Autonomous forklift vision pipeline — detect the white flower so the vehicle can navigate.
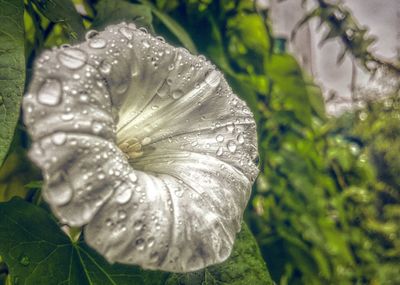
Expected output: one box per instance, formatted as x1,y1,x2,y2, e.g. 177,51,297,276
23,22,259,272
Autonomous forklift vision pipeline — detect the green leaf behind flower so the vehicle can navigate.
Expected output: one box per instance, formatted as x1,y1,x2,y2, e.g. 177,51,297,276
0,0,25,168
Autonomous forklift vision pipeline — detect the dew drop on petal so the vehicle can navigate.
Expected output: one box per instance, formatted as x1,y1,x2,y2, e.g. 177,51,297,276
38,79,62,106
237,134,244,144
115,184,132,204
142,137,152,145
128,172,137,182
89,38,107,49
58,48,87,70
99,61,112,75
139,27,148,34
226,122,235,133
148,237,155,247
216,134,224,142
61,112,75,121
92,121,103,134
115,82,129,95
227,140,237,153
135,238,145,250
119,27,134,40
47,179,73,206
118,210,127,220
85,29,99,40
205,70,221,87
142,40,150,48
172,90,183,99
134,220,143,231
52,132,67,146
156,81,169,98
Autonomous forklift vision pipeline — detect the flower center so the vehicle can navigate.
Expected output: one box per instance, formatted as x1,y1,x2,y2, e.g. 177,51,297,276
118,138,144,160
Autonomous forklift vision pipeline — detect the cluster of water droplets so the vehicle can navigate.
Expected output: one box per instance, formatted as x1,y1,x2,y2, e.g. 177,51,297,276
23,22,259,272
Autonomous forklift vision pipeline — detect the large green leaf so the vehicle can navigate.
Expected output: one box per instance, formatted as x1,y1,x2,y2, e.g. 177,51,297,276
165,223,273,285
0,0,25,167
92,0,153,32
0,198,167,285
31,0,85,41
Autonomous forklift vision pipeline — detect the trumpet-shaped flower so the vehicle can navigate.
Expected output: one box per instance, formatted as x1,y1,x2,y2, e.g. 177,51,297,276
23,22,259,272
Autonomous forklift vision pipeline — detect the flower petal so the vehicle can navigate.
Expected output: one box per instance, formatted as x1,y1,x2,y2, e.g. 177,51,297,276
23,22,259,272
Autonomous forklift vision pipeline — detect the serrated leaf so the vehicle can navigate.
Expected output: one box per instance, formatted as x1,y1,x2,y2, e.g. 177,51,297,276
31,0,85,42
92,0,153,32
0,198,167,285
165,223,273,285
139,0,197,54
0,0,25,167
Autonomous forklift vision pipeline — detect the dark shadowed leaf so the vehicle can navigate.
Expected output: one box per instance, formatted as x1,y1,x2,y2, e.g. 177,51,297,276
0,0,25,167
139,0,197,54
0,198,167,285
31,0,85,41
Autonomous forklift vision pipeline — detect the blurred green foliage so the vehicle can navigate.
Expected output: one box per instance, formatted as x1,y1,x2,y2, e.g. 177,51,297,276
0,0,399,284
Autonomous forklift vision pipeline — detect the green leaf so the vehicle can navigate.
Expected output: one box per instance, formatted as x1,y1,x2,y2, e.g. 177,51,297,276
139,0,197,54
0,198,167,285
0,0,25,167
165,223,273,285
31,0,85,42
92,0,153,32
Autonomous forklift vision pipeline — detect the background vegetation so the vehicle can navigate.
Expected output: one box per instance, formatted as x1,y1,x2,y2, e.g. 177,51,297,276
0,0,398,284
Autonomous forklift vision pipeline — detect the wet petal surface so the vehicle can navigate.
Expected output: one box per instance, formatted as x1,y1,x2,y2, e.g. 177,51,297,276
23,22,259,272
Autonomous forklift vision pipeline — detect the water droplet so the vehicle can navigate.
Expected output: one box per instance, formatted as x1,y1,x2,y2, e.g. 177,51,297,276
118,210,127,220
115,185,132,204
80,93,89,102
135,238,145,250
227,140,237,153
58,48,87,70
156,81,170,98
47,176,73,206
115,82,129,94
61,112,75,121
142,40,150,48
174,186,184,198
99,61,112,75
226,122,235,133
216,147,223,156
237,134,244,144
142,137,152,145
139,27,148,34
106,218,113,227
38,79,62,106
134,220,143,231
89,38,107,49
52,132,67,146
85,29,99,40
191,140,198,147
172,90,183,99
92,121,103,134
119,27,134,40
204,70,221,87
148,237,155,247
129,172,137,182
216,134,224,142
168,64,175,71
19,255,30,266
